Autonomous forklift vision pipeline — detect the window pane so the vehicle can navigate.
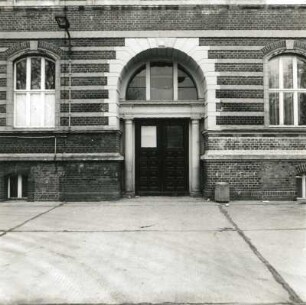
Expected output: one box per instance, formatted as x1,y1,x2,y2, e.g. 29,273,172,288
284,93,294,125
178,66,197,100
126,65,146,100
150,62,173,100
30,93,43,126
22,175,28,198
283,57,293,89
15,93,27,127
16,59,27,90
45,93,55,127
298,58,306,89
9,175,18,198
31,58,41,90
269,92,279,125
298,93,306,125
141,126,157,148
45,59,55,90
268,57,279,89
296,176,303,198
166,125,183,148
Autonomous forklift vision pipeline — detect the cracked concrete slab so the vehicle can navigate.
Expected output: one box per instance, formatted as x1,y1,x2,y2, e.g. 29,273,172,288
0,203,60,231
223,204,306,230
17,204,232,232
246,230,306,302
0,231,290,304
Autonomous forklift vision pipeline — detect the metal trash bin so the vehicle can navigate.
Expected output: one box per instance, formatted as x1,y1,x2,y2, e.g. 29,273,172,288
215,182,230,203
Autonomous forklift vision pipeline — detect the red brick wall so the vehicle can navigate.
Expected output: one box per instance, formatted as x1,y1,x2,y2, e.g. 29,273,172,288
1,6,306,31
0,161,122,201
202,160,297,200
0,132,120,154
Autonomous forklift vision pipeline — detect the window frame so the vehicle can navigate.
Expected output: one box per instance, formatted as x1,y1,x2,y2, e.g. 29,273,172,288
268,55,306,127
126,61,198,101
7,174,28,199
13,56,56,128
296,174,306,199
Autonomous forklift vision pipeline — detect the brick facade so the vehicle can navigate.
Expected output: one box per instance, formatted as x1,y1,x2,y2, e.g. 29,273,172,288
202,160,297,200
1,2,306,201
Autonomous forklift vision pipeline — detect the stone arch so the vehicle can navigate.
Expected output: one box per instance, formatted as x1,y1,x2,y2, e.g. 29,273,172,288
118,47,206,100
296,164,306,175
262,39,306,59
5,41,63,61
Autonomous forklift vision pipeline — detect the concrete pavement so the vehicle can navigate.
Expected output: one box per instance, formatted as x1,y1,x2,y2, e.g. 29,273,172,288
0,197,305,305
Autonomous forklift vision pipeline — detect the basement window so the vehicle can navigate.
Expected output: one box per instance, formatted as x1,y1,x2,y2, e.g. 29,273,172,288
296,174,306,198
7,174,28,199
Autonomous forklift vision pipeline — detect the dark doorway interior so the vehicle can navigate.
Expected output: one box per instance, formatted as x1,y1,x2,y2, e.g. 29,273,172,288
135,119,189,195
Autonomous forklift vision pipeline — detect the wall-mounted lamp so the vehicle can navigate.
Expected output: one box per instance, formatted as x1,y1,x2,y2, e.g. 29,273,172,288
55,16,70,29
55,15,71,55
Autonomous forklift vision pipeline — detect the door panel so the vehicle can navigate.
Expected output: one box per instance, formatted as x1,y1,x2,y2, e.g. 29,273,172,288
135,119,188,195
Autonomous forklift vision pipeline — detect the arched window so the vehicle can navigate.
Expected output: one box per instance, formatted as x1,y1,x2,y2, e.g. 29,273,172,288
126,62,198,101
14,56,55,127
268,55,306,126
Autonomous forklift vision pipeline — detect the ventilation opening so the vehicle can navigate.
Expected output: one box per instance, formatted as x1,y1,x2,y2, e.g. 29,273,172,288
7,174,28,199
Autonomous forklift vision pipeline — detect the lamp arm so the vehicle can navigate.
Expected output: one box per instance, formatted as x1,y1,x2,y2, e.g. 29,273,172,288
65,29,72,55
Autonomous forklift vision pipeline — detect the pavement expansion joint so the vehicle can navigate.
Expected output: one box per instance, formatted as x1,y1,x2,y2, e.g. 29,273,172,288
14,302,306,305
0,202,66,237
218,205,303,304
243,228,306,232
9,228,236,233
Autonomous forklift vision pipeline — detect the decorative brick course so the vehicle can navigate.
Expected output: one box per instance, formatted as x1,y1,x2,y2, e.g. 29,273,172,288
61,64,109,73
61,90,109,100
0,92,6,100
217,76,263,86
63,51,115,60
0,78,6,87
205,135,306,151
209,50,263,59
0,132,120,153
61,77,107,87
215,63,263,72
216,116,264,125
0,65,6,73
45,38,124,47
60,103,108,113
216,103,264,112
60,116,108,126
200,38,288,46
0,105,6,113
216,90,264,99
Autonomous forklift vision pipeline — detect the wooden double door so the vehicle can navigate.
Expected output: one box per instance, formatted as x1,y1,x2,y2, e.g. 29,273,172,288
135,119,189,195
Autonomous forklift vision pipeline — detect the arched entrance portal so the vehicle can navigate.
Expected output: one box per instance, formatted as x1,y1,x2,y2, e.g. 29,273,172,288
119,47,205,196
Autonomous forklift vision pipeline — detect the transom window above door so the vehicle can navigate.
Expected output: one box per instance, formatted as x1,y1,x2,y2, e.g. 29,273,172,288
126,62,198,101
14,56,55,128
